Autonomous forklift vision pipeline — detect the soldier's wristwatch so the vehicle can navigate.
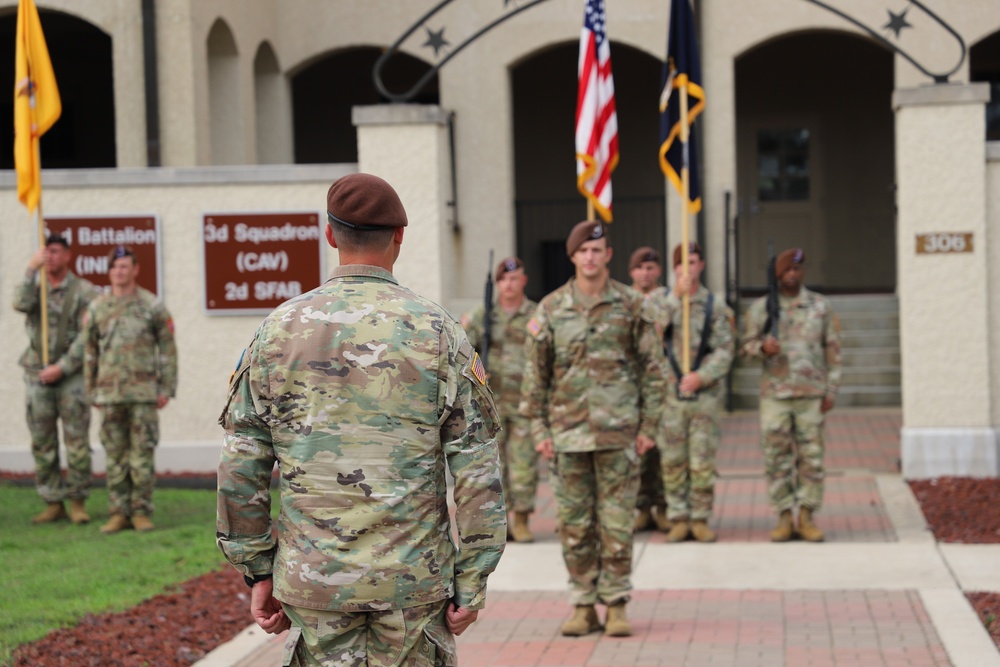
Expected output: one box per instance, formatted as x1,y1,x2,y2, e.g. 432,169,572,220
243,573,273,588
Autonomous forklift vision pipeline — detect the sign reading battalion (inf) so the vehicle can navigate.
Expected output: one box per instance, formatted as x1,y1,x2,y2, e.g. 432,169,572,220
45,216,162,296
203,212,324,315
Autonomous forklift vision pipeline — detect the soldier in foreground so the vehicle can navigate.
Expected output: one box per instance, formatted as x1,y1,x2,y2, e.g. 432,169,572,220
84,246,178,534
462,256,539,542
14,234,100,524
520,221,664,638
657,243,735,543
217,173,506,665
627,246,670,533
741,248,841,542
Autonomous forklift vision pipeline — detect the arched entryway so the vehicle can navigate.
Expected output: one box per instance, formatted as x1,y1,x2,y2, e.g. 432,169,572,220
0,8,115,169
511,42,664,300
735,31,895,293
971,29,1000,141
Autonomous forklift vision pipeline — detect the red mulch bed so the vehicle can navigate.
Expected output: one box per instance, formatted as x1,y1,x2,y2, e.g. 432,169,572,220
4,474,999,663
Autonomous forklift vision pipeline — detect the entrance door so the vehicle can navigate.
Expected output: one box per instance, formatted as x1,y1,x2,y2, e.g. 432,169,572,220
737,115,826,290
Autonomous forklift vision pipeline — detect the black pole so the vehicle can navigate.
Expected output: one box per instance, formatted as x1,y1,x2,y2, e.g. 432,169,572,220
142,0,161,167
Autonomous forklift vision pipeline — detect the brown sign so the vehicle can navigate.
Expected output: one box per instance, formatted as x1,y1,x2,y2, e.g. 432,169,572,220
916,232,974,255
203,212,324,314
45,216,161,296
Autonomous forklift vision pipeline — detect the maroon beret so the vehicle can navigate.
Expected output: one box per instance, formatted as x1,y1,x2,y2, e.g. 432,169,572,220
495,256,524,282
775,248,805,277
326,173,408,230
629,247,660,271
672,242,703,267
566,220,608,257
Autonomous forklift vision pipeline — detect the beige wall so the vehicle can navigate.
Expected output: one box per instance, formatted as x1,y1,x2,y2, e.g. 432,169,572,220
989,144,1000,427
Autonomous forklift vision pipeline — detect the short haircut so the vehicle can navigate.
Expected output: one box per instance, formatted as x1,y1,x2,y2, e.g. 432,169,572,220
329,221,396,253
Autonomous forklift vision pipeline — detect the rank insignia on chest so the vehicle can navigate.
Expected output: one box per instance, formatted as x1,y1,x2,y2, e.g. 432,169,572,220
471,352,487,386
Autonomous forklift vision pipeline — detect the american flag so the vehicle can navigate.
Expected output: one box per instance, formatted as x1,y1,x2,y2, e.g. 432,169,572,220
575,0,618,223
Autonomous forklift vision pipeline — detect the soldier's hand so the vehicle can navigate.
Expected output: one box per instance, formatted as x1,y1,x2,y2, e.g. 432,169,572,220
157,395,170,409
28,247,46,272
821,396,835,413
635,434,655,456
445,603,479,636
534,439,554,461
679,372,702,395
250,578,290,634
38,364,63,384
762,336,781,356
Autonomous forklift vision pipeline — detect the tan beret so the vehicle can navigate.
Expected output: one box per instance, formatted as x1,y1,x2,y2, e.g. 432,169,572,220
629,247,660,271
495,256,524,282
566,220,608,257
672,242,704,267
775,247,805,277
326,173,408,230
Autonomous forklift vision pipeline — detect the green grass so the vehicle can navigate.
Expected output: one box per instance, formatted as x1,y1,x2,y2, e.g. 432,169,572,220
0,482,228,666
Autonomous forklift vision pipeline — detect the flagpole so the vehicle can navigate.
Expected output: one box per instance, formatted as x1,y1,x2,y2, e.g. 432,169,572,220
33,113,50,368
587,199,594,222
679,84,691,375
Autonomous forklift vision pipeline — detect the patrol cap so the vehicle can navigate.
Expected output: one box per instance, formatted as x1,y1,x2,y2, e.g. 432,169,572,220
775,247,805,277
44,233,69,248
108,245,136,263
565,220,608,257
326,173,408,231
672,241,704,267
495,256,524,282
629,246,660,271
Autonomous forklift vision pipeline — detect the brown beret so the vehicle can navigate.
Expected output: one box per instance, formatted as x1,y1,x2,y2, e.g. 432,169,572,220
672,242,703,267
775,247,805,277
566,220,608,257
495,256,524,282
629,247,660,271
326,173,408,230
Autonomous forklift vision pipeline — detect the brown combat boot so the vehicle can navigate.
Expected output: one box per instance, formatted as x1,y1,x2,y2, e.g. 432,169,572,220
770,510,794,542
605,603,632,637
132,514,155,532
32,502,67,524
634,507,653,532
511,511,534,543
691,520,717,543
652,506,672,532
68,499,90,525
665,519,690,543
100,514,132,534
560,605,603,636
797,507,825,542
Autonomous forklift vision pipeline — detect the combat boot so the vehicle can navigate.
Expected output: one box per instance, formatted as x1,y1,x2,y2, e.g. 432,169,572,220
770,510,794,542
690,520,717,543
32,502,67,524
797,507,825,542
68,499,90,525
652,506,672,532
132,514,155,532
100,514,132,534
605,603,632,637
665,519,690,543
512,511,534,543
634,507,653,532
560,605,603,636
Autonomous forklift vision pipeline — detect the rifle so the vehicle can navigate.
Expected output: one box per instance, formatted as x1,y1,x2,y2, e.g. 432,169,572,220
763,243,779,339
481,250,494,370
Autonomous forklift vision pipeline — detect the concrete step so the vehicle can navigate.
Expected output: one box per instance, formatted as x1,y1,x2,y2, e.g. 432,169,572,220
730,366,900,391
728,386,902,410
836,311,899,331
840,329,900,348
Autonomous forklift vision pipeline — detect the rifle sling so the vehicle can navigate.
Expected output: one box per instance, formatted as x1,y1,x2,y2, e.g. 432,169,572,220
663,292,714,390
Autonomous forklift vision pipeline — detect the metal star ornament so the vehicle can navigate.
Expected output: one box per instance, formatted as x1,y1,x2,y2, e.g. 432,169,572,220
423,26,450,57
884,8,913,39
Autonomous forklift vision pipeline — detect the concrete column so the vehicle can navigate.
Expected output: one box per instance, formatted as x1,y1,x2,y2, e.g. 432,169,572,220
893,83,999,477
353,105,454,306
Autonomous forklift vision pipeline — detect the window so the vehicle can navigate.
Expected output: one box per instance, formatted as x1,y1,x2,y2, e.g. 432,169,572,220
757,129,810,201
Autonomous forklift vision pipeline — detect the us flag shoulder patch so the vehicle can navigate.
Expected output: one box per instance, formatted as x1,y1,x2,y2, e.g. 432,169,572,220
470,352,487,386
527,317,541,336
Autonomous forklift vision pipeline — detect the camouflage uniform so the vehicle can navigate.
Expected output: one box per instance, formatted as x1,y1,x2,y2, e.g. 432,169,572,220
84,287,178,517
217,265,506,665
519,278,665,606
741,287,841,512
636,286,669,514
462,298,538,513
655,285,735,521
14,270,100,503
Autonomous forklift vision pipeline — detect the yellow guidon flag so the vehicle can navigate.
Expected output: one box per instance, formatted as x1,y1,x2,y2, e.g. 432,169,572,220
14,0,61,213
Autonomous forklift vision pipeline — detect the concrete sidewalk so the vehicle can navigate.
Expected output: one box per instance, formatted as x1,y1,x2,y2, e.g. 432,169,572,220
196,409,1000,667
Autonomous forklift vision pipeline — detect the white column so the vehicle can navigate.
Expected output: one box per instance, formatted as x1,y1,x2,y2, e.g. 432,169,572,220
893,83,999,477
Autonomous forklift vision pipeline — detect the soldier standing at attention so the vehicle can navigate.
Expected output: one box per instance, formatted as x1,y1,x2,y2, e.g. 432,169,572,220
462,256,539,543
84,246,178,534
520,221,665,638
627,246,670,533
741,248,841,542
658,243,735,543
217,173,506,665
14,234,100,525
